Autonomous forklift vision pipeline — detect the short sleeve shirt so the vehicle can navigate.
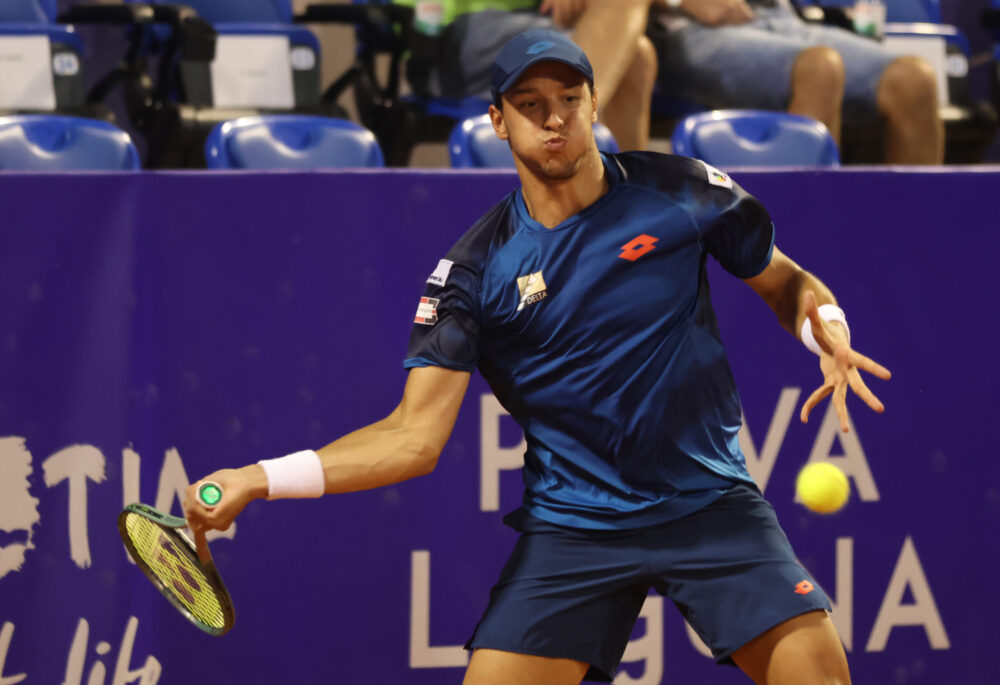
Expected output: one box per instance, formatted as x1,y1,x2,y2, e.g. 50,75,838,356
405,152,774,529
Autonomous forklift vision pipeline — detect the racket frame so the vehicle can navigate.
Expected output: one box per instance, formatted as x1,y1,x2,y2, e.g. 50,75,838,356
118,503,236,636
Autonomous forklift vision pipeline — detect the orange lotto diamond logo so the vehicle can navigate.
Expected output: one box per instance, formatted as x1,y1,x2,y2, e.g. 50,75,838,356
619,234,658,261
794,580,815,595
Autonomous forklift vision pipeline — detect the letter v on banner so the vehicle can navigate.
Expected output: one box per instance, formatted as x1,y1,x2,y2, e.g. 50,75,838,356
738,388,801,494
805,403,880,502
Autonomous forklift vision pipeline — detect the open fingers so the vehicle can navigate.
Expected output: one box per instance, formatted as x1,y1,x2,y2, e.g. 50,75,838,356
832,379,850,432
802,379,853,431
800,381,833,423
848,368,885,413
848,349,891,380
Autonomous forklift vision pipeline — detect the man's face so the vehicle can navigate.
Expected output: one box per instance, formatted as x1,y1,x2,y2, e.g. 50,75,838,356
490,61,598,181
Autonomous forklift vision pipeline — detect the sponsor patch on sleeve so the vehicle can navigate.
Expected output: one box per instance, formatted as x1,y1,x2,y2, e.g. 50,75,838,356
426,259,454,287
700,160,733,189
413,296,439,325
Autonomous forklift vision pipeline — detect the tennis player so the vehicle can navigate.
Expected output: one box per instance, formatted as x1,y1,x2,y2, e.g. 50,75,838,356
185,29,890,684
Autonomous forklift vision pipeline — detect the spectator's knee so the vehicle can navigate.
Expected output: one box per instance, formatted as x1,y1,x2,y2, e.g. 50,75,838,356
878,56,938,119
631,35,658,94
792,46,846,96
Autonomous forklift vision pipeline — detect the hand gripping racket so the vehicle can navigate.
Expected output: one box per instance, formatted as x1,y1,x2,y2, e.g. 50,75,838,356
118,482,235,636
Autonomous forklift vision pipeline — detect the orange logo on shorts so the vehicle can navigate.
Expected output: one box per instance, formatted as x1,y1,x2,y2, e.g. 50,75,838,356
794,580,815,595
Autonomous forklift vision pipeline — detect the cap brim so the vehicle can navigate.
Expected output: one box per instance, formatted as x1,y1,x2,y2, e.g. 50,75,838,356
494,57,594,100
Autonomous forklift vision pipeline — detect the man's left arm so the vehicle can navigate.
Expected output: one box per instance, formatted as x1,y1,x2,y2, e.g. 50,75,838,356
743,246,892,432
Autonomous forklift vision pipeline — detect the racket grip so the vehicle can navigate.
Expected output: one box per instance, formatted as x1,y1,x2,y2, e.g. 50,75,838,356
193,527,213,565
197,481,224,507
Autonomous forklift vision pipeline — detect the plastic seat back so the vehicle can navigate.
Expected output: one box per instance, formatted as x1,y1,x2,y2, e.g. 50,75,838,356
671,110,840,167
0,0,87,112
0,0,55,23
205,115,384,169
134,0,320,110
0,115,140,170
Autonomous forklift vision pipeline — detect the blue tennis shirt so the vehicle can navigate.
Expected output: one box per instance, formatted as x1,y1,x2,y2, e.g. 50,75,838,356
405,152,775,529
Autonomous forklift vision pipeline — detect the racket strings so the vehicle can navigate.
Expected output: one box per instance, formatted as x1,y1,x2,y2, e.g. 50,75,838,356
124,514,227,630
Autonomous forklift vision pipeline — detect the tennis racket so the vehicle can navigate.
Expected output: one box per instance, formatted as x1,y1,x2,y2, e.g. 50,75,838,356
118,482,235,636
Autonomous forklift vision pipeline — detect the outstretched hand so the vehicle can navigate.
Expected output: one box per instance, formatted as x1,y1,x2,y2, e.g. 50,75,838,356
799,291,892,432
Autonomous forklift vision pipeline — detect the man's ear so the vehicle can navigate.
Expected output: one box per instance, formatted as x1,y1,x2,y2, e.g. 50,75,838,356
590,85,599,124
489,104,509,141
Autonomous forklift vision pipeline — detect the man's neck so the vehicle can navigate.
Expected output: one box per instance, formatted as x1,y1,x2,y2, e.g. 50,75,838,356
519,148,608,229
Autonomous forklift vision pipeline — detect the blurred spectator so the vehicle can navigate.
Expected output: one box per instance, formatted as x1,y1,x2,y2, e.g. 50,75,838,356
397,0,657,151
650,0,944,164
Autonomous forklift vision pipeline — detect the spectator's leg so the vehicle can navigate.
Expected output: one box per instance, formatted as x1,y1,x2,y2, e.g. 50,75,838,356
571,0,654,149
788,46,845,144
601,35,657,151
876,56,943,164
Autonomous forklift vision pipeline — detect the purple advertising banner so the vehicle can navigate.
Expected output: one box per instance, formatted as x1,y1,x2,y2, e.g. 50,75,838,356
0,167,997,684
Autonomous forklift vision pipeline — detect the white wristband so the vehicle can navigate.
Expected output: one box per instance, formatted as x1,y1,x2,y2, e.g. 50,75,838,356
257,450,325,500
800,304,850,355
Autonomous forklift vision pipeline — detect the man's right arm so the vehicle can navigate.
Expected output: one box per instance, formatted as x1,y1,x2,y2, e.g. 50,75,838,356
312,365,471,493
183,366,471,532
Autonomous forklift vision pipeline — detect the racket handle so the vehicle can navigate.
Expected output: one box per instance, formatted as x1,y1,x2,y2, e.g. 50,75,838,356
193,527,213,565
197,481,224,507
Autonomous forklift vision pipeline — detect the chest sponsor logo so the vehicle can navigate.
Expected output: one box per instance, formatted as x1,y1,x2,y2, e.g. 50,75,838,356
619,234,659,261
701,160,733,189
516,271,547,311
413,296,439,325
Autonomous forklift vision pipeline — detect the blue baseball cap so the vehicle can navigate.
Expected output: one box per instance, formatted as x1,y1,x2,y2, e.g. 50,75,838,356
490,29,594,103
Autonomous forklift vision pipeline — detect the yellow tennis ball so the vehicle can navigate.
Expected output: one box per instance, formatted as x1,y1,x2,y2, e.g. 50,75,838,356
796,462,849,514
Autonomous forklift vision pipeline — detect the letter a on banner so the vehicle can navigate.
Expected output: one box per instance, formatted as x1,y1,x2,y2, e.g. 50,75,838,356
866,536,950,651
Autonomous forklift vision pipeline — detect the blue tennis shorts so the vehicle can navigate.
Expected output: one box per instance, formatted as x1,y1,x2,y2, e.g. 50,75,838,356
465,484,831,682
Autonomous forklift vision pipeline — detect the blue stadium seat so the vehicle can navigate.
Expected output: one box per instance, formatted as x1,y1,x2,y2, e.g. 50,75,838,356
205,115,384,169
0,0,54,23
0,115,140,170
295,1,497,165
111,0,338,168
147,0,322,69
0,0,86,114
448,114,619,168
671,110,840,167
